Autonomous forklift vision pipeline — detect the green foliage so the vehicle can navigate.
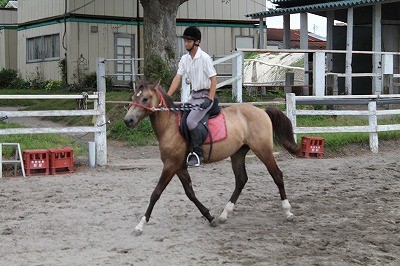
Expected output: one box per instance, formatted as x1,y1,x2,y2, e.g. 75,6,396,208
144,54,173,87
244,52,260,60
0,0,8,8
44,80,64,91
0,68,18,89
82,72,114,90
58,59,67,85
108,118,157,146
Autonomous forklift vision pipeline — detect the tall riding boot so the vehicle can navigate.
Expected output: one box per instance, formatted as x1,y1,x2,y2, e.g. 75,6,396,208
187,126,203,167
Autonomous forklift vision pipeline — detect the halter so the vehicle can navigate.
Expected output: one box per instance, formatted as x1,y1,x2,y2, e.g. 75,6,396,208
128,89,167,112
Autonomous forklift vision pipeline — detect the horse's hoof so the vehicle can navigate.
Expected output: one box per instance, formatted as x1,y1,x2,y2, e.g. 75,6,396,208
286,213,294,222
218,216,227,224
134,228,143,236
210,218,218,227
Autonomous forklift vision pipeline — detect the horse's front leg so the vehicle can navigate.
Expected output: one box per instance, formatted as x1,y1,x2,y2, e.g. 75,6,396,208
134,165,176,235
176,168,217,227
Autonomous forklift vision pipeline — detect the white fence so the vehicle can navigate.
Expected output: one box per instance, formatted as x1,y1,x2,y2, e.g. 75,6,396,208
0,93,108,165
286,93,400,153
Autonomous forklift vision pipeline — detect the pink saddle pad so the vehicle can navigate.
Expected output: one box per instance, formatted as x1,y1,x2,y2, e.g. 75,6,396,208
204,112,227,144
178,112,227,144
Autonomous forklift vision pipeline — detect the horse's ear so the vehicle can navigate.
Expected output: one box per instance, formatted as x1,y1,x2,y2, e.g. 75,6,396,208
135,77,143,88
152,79,162,89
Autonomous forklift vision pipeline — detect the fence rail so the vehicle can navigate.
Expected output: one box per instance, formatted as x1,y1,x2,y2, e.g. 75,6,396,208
0,93,107,165
286,93,400,153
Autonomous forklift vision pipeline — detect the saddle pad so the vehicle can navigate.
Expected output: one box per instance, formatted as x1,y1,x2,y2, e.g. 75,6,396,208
177,112,227,144
204,112,227,144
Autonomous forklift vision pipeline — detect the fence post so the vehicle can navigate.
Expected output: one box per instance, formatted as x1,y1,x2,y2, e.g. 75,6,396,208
96,58,106,93
286,93,297,142
382,54,394,94
96,58,107,165
368,100,378,153
94,92,108,165
313,51,326,96
232,52,243,103
284,72,294,94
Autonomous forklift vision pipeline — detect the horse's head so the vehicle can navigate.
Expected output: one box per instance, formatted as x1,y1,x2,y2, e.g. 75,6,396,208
123,79,166,128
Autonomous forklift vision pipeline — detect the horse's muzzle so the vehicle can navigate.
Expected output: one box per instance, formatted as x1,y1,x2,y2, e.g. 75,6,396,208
123,117,136,128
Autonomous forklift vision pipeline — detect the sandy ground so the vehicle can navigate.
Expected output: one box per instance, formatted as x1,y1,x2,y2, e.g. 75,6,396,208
1,110,399,265
1,137,399,265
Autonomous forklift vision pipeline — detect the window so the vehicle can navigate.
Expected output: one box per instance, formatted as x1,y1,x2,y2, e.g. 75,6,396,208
27,34,60,62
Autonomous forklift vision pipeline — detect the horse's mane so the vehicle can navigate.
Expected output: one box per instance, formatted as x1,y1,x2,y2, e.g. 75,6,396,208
156,86,177,110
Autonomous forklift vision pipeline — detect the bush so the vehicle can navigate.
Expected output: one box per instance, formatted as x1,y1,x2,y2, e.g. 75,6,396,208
0,68,18,89
8,77,30,90
44,80,64,91
83,72,114,89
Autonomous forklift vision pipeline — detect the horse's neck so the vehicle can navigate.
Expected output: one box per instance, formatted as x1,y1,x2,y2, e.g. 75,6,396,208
150,111,179,140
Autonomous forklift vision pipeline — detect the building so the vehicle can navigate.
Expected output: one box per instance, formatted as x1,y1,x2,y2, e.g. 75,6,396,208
10,0,264,86
246,0,400,95
0,7,17,70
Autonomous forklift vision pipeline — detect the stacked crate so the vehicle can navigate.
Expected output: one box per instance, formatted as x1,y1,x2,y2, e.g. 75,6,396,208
24,148,74,175
301,136,325,158
48,148,74,174
23,149,50,176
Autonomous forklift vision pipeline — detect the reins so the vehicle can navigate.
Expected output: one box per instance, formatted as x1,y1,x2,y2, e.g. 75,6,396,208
128,89,205,112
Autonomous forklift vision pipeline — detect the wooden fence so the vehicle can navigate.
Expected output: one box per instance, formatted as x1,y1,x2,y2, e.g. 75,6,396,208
0,93,107,165
286,93,400,153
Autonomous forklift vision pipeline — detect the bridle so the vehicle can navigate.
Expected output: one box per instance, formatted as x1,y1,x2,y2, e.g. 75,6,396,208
128,88,167,112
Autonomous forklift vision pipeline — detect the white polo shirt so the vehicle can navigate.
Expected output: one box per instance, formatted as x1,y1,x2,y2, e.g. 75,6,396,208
177,47,217,92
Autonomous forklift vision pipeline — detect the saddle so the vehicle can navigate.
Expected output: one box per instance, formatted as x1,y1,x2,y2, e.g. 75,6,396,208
178,98,227,144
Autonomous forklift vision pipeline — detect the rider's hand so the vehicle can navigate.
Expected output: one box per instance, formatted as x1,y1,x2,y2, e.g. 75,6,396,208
199,98,212,110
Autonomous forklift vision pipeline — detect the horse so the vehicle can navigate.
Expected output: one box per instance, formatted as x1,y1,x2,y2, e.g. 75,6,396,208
123,79,301,235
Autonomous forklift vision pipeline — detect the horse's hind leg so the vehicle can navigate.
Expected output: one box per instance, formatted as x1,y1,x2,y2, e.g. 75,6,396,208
254,149,294,221
219,145,250,223
176,168,217,226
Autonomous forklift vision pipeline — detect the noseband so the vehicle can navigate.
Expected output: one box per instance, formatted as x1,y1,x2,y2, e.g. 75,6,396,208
128,89,167,112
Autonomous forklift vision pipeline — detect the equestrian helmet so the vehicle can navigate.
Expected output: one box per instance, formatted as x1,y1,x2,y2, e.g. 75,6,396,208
181,26,201,41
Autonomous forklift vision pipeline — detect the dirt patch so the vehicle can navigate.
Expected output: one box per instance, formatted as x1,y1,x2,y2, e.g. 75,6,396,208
1,138,399,265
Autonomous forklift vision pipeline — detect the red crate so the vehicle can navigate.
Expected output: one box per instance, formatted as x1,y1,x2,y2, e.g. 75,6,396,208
301,136,325,158
48,148,74,175
23,149,50,176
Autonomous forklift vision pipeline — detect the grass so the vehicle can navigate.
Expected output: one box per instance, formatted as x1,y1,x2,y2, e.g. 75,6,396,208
0,122,83,157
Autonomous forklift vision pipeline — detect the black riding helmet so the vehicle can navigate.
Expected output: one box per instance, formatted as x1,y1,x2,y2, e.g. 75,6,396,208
181,26,201,41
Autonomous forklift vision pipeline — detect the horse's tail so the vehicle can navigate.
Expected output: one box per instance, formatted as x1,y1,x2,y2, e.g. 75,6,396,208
265,107,301,156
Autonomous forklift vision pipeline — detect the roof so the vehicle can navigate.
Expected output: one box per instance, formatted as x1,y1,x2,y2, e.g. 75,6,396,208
5,1,18,9
267,28,326,49
247,0,392,18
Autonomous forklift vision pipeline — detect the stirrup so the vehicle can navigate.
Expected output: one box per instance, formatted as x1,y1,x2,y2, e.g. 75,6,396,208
186,152,201,167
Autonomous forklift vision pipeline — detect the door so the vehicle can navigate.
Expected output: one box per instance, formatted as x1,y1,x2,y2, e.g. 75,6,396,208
114,34,134,86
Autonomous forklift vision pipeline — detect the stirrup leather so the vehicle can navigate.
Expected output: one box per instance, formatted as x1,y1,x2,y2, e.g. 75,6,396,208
186,152,201,167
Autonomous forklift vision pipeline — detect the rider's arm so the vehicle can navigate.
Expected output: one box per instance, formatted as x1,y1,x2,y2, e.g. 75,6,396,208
208,76,217,99
168,74,182,96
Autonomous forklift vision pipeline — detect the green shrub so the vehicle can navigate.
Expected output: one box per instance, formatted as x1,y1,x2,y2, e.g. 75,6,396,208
6,77,30,90
44,80,64,91
83,72,114,89
0,68,18,89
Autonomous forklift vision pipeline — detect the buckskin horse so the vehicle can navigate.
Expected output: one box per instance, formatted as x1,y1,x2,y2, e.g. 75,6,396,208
123,79,300,235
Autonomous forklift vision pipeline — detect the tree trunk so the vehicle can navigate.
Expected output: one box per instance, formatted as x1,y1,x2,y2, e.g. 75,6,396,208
140,0,188,82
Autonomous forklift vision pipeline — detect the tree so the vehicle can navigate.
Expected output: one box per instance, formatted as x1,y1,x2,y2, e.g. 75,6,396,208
140,0,188,85
0,0,9,8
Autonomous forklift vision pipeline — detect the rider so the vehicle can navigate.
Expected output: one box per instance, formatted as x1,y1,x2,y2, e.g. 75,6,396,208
168,26,217,167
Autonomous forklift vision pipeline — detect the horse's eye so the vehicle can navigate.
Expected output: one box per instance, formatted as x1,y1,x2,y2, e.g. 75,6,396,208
142,98,149,103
